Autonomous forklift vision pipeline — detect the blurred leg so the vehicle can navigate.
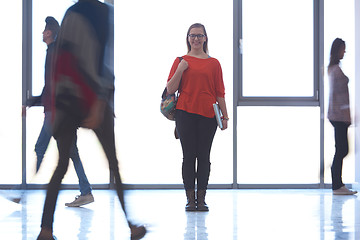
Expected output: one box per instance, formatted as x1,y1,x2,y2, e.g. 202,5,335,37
40,126,76,229
93,105,128,221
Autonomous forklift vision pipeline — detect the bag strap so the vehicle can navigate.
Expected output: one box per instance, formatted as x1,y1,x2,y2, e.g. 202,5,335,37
177,56,183,96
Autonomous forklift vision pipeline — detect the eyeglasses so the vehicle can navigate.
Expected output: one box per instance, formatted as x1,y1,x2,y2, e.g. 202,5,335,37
188,34,206,39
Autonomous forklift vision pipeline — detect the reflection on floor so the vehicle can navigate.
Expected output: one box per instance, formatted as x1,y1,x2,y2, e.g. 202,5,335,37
0,189,359,239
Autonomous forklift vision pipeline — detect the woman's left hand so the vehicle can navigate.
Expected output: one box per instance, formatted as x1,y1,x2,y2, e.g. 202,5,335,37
221,119,228,130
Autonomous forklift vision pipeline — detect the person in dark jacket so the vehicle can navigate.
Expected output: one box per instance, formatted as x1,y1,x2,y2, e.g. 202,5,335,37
27,16,94,208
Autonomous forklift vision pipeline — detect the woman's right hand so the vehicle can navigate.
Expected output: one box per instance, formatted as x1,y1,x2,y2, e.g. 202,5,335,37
178,59,188,72
167,58,189,94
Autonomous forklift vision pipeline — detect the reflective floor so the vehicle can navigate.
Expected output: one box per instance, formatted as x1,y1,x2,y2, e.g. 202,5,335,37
0,189,359,239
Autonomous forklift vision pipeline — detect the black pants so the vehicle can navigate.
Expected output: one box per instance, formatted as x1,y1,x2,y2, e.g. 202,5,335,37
330,121,350,190
41,104,129,229
175,110,217,190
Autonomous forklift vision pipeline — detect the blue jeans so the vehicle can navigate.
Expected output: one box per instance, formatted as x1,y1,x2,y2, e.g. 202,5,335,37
35,111,92,195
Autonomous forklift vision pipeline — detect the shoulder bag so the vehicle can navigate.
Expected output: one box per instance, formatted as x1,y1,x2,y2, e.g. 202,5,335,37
160,57,183,121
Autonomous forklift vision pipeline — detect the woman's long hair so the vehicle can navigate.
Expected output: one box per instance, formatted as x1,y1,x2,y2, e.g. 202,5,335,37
328,38,345,70
186,23,208,54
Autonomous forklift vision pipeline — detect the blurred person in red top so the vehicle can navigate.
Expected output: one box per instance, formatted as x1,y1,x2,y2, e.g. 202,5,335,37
36,1,146,239
167,23,229,212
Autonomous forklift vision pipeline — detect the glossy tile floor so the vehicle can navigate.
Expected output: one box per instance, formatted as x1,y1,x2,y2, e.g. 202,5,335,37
0,189,359,240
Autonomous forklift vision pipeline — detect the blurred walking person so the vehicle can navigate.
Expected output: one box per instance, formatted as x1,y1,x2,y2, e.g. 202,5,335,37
36,1,146,239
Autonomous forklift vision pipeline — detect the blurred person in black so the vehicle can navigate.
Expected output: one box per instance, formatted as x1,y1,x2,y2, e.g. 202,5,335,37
36,1,146,240
26,16,94,208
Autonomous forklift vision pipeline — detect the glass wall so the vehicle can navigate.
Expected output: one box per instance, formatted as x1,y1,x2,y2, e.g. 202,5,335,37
0,1,22,184
237,0,319,184
237,107,320,184
324,0,355,184
2,1,357,188
114,0,233,184
242,0,314,97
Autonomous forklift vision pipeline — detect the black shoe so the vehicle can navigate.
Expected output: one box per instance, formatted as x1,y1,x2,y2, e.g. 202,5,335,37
36,235,57,240
185,201,197,211
196,201,209,211
196,189,209,211
36,228,57,240
130,225,147,240
185,189,197,211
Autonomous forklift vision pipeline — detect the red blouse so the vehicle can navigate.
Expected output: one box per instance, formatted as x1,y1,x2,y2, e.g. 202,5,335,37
167,55,225,118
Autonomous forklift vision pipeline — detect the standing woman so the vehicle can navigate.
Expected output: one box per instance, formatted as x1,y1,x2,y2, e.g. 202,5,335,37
328,38,357,195
167,23,229,211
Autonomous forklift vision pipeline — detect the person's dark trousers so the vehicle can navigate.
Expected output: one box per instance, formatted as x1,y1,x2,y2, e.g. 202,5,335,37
175,110,217,190
92,104,128,224
40,122,76,229
41,104,129,229
330,120,350,191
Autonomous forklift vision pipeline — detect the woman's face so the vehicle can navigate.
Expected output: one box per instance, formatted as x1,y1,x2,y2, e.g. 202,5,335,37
339,45,346,59
188,27,206,51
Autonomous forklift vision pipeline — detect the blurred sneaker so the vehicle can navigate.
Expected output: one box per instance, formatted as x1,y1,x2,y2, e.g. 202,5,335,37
333,186,358,195
65,193,94,207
